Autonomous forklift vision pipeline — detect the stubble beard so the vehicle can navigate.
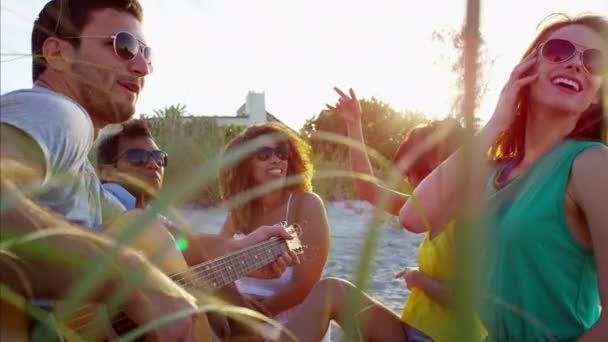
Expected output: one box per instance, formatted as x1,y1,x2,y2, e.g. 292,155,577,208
70,63,134,126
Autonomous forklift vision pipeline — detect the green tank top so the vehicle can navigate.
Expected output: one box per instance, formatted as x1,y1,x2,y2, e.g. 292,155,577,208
482,139,605,341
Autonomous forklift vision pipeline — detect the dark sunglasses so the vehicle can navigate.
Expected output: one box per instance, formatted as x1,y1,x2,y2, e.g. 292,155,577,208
255,146,290,162
115,148,168,167
538,38,602,76
64,31,152,65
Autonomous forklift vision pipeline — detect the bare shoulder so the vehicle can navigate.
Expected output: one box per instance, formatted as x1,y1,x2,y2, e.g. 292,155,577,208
570,145,608,200
296,191,325,203
292,192,328,231
294,191,326,210
291,192,330,253
572,145,608,179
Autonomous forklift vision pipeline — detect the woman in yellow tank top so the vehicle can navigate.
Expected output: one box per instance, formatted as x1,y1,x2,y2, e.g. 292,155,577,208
278,88,486,341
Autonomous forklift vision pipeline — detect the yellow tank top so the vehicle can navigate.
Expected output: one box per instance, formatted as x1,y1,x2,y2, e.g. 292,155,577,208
401,223,487,342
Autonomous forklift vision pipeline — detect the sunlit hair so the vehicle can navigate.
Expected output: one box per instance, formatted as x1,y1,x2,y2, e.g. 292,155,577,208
491,13,608,161
393,118,464,180
219,122,313,232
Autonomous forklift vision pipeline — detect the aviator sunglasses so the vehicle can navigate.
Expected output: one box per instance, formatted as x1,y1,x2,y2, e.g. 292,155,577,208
114,148,168,167
64,31,152,65
255,146,291,162
538,38,603,76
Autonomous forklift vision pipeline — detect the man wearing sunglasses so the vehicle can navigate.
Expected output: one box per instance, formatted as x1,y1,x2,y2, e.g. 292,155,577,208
0,1,291,341
97,120,167,210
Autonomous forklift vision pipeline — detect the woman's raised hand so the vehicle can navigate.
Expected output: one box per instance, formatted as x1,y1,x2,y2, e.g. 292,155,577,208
326,87,362,126
489,50,539,130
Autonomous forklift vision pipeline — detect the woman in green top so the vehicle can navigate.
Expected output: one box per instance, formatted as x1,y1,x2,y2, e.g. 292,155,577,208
400,14,608,341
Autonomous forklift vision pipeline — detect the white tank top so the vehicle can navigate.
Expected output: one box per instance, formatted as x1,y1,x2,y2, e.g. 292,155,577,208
234,192,296,301
233,193,331,340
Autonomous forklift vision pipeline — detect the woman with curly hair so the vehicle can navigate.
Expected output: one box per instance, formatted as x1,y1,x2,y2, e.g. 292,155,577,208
218,122,331,339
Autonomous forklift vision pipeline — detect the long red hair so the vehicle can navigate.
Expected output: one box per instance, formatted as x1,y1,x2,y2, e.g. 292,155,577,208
490,14,608,161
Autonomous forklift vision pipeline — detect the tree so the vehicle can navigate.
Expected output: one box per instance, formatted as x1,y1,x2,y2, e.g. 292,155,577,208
301,97,428,162
432,26,494,127
300,97,427,200
152,103,188,120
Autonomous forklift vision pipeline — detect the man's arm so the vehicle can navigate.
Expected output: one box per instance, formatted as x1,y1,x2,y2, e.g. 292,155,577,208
1,124,122,297
0,125,208,340
168,226,237,264
0,124,120,299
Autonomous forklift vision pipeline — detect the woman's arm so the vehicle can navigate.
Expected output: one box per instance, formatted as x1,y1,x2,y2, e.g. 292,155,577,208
399,51,540,233
571,147,608,341
260,192,330,316
329,88,409,217
400,270,450,307
398,123,500,233
346,115,409,216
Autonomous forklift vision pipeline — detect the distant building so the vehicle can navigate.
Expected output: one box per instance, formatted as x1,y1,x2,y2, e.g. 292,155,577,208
192,91,284,127
124,91,293,135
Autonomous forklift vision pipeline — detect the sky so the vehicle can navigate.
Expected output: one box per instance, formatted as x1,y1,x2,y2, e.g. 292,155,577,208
1,1,607,130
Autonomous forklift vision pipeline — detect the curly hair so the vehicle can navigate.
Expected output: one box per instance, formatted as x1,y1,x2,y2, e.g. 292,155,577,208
491,13,608,161
219,122,313,232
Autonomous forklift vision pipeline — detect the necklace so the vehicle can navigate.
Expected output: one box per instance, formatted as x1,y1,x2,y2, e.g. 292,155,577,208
494,154,524,190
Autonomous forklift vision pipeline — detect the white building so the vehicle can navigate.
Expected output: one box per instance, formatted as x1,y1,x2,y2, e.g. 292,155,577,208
201,91,284,127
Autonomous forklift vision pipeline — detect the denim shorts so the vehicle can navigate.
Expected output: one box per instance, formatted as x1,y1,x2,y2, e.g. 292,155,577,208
403,324,434,342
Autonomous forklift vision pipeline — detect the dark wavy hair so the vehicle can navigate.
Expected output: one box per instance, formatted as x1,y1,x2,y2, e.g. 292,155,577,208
96,119,152,170
219,122,313,232
490,14,608,161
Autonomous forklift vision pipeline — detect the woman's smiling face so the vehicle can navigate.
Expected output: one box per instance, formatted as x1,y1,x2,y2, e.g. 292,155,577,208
529,24,603,117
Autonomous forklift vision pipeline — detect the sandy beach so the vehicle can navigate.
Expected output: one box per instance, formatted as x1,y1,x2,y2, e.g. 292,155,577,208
181,200,424,339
